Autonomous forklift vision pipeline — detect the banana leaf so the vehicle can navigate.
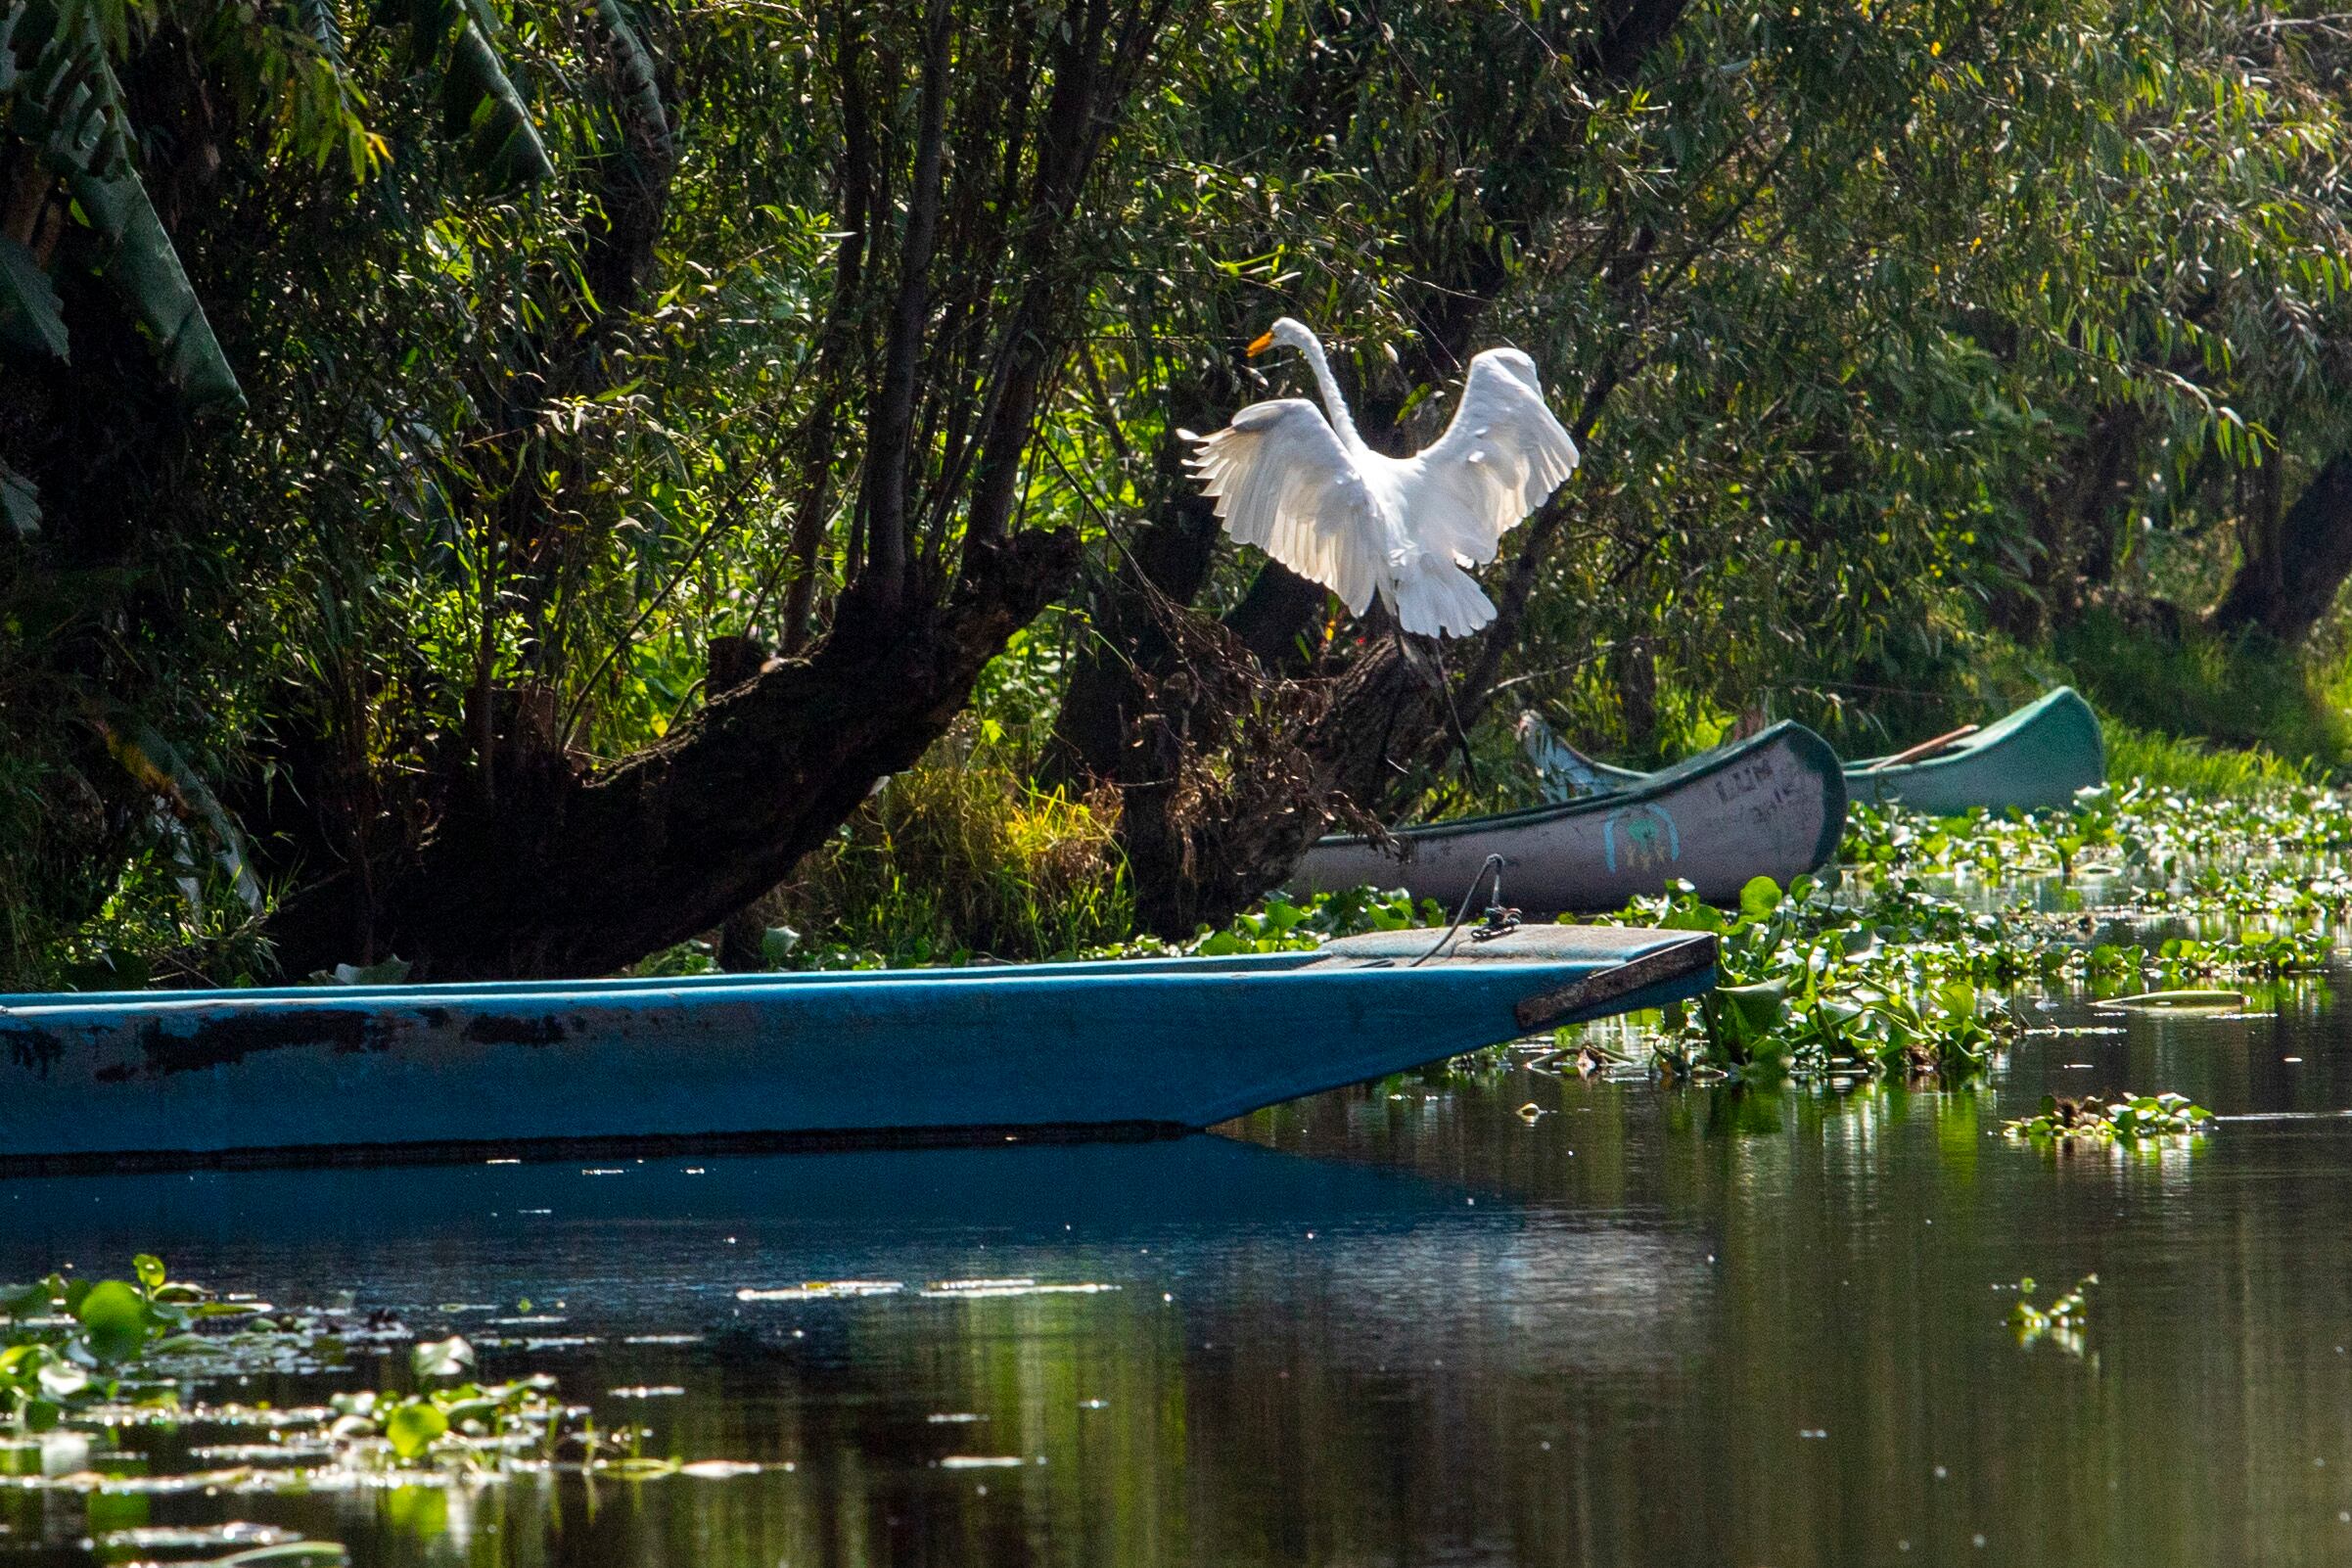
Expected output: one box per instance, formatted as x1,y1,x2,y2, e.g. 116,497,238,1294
445,17,552,184
97,713,265,917
288,0,344,63
0,234,67,359
381,0,551,186
592,0,664,153
7,0,244,411
0,460,38,537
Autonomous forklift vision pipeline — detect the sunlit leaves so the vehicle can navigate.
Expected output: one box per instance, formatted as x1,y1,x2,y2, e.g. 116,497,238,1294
384,1400,449,1458
74,1280,147,1363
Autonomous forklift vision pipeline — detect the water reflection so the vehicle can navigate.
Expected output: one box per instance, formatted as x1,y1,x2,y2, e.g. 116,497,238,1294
9,980,2352,1564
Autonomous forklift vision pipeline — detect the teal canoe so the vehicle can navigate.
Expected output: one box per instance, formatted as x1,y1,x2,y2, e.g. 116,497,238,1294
0,923,1713,1174
1841,686,2104,813
1524,687,2105,818
1294,721,1847,915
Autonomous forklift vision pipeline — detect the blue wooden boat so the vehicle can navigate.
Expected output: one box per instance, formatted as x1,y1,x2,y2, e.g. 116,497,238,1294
1294,720,1846,914
1524,687,2104,817
0,924,1713,1174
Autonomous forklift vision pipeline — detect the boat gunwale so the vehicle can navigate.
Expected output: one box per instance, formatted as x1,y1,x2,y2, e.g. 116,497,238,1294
0,947,1341,1013
1551,689,2101,807
0,942,1707,1025
1311,719,1847,876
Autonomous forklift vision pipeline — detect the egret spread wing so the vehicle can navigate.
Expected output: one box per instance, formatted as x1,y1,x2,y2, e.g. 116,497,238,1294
1407,348,1582,566
1186,398,1382,614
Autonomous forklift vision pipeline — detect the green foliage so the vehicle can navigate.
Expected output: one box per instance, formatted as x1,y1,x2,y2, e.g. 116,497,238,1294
2003,1092,2212,1144
10,0,2352,988
2101,721,2321,798
385,1399,450,1459
0,1255,256,1430
1,1255,602,1488
1608,765,2352,1081
784,736,1134,965
1610,872,2013,1081
2,0,246,409
2057,612,2352,775
1185,886,1437,957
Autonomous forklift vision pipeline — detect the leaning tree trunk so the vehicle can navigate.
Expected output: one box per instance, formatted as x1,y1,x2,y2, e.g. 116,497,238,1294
2207,454,2352,645
1114,632,1451,934
265,531,1077,980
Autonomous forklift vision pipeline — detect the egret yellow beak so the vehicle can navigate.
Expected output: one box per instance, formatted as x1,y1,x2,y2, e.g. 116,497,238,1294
1246,330,1276,357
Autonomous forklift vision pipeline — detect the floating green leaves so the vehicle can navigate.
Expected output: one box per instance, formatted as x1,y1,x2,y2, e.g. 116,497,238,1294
0,1257,727,1497
2,1255,257,1428
384,1401,450,1460
2003,1092,2212,1144
1604,871,2013,1081
74,1280,147,1363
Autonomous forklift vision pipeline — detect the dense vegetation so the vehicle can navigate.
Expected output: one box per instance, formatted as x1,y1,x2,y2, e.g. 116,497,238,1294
8,0,2352,986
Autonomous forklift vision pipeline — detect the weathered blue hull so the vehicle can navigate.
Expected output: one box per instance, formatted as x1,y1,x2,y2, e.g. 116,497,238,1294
1296,721,1847,913
0,924,1712,1173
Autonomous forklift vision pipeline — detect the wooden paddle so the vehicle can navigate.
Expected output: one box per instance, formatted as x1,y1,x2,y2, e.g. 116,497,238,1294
1865,723,1980,772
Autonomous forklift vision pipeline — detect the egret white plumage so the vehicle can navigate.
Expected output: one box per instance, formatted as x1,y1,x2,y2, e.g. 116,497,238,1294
1182,317,1581,638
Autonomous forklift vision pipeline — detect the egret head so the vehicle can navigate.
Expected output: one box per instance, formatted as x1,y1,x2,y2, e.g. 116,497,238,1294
1246,317,1317,358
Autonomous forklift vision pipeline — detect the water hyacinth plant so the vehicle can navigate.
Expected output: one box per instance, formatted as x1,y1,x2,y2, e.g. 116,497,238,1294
1598,873,2022,1081
3,1257,774,1506
1593,778,2352,1084
1,1255,257,1433
2002,1093,2213,1145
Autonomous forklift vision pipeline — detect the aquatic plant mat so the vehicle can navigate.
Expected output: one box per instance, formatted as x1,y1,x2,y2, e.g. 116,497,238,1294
1553,782,2352,1084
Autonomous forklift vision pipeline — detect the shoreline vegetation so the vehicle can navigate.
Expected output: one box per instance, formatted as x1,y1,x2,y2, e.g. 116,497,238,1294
694,731,2352,1099
15,0,2352,994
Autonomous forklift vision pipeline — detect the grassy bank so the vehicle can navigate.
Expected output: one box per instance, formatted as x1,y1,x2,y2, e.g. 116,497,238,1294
2054,608,2352,779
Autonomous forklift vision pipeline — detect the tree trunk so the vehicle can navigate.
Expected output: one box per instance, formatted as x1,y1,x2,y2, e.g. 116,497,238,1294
1113,629,1448,937
264,530,1077,980
2208,455,2352,644
1988,404,2144,640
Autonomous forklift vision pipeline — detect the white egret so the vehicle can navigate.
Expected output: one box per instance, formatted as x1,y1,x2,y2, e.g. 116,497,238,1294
1182,317,1581,638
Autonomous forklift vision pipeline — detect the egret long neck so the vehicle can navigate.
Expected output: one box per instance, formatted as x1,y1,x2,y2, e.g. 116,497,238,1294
1297,334,1367,455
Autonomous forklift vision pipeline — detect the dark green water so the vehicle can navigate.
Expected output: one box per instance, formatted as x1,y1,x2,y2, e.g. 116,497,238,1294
7,978,2352,1566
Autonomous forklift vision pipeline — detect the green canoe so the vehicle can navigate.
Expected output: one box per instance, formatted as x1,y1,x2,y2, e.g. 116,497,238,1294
1525,687,2104,817
1841,686,2104,814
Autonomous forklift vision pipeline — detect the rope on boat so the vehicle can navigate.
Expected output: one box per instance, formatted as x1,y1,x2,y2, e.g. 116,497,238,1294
1408,853,1517,967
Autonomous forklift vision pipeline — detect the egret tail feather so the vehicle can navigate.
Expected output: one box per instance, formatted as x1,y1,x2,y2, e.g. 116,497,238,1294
1394,556,1496,638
